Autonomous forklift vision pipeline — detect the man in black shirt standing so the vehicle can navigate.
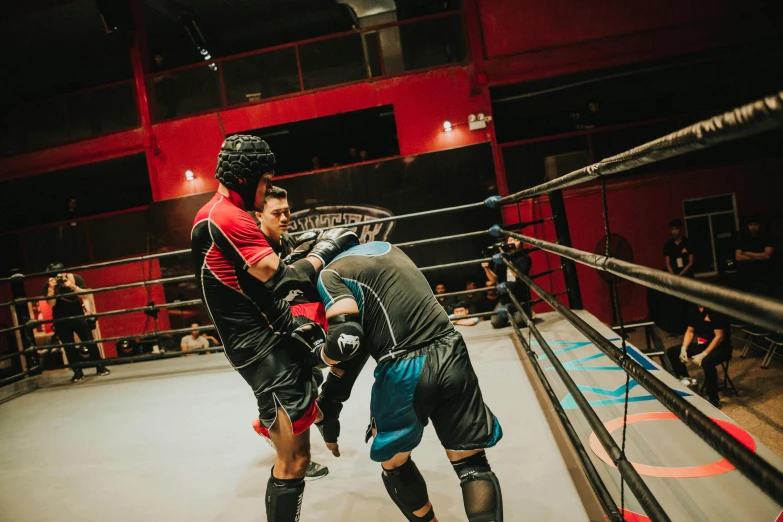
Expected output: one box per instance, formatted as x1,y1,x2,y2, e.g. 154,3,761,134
735,215,776,296
664,219,695,278
666,305,732,408
660,219,696,333
43,262,109,383
309,242,504,522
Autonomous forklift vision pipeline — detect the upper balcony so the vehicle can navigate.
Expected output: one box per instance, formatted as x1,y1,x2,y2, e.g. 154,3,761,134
0,9,468,157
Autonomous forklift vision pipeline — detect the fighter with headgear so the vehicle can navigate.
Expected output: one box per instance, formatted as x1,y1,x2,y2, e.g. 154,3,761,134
190,135,358,522
306,241,505,522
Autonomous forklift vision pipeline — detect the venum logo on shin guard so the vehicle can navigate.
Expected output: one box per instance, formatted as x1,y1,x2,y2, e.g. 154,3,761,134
288,205,396,243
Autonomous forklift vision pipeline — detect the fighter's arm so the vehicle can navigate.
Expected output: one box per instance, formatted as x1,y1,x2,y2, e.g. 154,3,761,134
316,351,370,456
314,270,364,366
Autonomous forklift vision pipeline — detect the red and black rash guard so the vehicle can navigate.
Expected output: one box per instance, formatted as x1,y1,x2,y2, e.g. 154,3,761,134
191,192,292,370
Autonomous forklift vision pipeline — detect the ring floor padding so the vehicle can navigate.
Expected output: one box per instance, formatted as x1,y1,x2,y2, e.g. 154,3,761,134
526,311,783,522
0,322,588,521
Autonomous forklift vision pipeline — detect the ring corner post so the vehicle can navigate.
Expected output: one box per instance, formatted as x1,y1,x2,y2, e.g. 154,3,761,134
548,190,583,310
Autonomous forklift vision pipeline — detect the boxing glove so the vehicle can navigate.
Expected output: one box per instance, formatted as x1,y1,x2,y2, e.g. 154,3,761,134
308,228,359,267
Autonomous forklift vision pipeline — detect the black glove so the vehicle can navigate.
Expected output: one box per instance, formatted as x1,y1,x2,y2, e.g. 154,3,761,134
283,231,321,265
289,321,329,368
315,395,343,443
308,228,360,267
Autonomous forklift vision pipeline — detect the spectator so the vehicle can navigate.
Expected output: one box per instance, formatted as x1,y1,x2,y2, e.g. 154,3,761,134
345,146,360,164
473,280,499,317
482,236,533,329
735,215,776,296
450,301,479,326
43,262,109,383
180,322,210,354
311,156,321,170
665,304,733,408
463,279,478,312
664,219,695,278
661,219,695,333
150,51,180,119
434,282,455,314
359,150,368,162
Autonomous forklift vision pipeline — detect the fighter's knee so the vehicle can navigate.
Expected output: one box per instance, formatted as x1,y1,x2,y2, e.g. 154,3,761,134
382,458,434,521
451,451,503,522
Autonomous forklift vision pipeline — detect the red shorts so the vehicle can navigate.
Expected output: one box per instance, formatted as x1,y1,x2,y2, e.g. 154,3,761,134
290,302,327,329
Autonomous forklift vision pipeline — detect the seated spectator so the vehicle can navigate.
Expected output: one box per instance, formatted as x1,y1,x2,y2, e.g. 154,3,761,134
463,278,478,312
450,301,479,326
180,322,210,354
434,282,455,314
665,304,733,408
473,280,500,318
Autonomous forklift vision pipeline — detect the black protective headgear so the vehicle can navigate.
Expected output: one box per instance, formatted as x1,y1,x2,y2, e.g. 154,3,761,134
214,134,276,209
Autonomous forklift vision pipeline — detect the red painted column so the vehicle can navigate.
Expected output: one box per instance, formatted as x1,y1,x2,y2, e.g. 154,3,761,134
128,0,160,200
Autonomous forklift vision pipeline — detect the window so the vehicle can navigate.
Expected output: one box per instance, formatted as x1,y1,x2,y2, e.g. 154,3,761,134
683,194,738,277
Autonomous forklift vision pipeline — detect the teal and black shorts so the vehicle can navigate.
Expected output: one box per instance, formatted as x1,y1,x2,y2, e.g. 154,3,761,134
369,330,502,462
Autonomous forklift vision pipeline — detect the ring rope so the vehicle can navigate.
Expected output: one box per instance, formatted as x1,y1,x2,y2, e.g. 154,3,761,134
395,229,489,248
0,274,196,309
0,299,205,337
496,229,783,335
598,174,632,514
0,325,217,365
0,249,189,284
508,304,624,522
290,200,490,237
501,257,783,506
498,91,783,204
503,283,667,521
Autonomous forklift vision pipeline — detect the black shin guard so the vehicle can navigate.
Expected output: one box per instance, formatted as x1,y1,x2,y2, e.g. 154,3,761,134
265,470,305,522
381,458,435,521
451,452,503,522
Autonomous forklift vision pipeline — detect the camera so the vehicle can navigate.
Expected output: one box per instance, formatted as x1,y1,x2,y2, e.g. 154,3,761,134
54,274,68,287
481,241,513,258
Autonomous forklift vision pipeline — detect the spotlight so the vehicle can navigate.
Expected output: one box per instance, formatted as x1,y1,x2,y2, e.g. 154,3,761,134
443,121,453,132
185,170,194,181
468,114,477,122
477,113,485,121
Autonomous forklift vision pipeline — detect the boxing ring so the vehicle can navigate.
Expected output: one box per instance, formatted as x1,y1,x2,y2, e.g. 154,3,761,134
1,92,783,521
0,322,589,521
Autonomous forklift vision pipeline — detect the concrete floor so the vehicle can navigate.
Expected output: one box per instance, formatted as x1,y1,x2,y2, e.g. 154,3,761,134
628,328,783,460
0,322,588,522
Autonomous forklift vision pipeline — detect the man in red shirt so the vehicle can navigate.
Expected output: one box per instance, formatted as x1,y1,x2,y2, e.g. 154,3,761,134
191,135,357,521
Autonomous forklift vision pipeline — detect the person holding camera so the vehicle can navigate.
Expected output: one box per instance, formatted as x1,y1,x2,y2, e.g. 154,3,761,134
43,262,109,383
481,236,533,329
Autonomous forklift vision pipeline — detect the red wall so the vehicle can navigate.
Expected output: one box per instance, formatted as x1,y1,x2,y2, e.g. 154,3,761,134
478,0,748,59
0,128,145,182
561,160,782,324
150,67,493,200
477,0,777,86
